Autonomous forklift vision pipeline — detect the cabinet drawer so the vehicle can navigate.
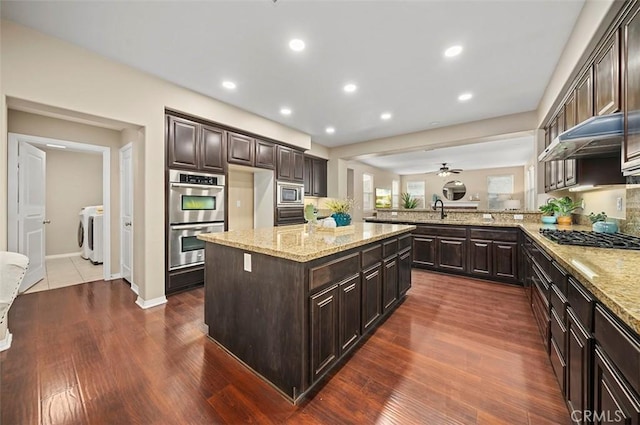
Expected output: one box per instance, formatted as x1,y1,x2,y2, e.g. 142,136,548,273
532,282,550,349
398,233,411,250
567,277,594,332
361,244,382,269
310,252,360,292
550,337,566,395
595,304,640,394
414,225,466,238
550,262,569,295
532,262,550,302
550,283,568,321
469,228,518,242
382,238,398,259
532,241,553,273
551,306,567,359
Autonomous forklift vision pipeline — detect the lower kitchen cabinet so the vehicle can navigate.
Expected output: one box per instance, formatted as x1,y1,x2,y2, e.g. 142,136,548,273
413,235,436,267
469,239,492,277
338,274,361,354
493,241,518,279
437,237,466,272
566,307,594,425
382,256,398,313
275,207,305,226
310,284,340,380
361,263,382,334
398,247,412,297
593,346,640,425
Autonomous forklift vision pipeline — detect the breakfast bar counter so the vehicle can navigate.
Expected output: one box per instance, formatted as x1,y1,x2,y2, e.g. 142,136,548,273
198,222,415,403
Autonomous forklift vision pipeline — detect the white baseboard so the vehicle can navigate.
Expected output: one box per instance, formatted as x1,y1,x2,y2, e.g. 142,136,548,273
108,273,122,281
0,332,13,352
46,252,82,260
135,295,167,309
130,283,139,295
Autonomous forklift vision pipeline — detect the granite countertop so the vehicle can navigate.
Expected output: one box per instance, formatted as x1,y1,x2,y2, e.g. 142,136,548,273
198,222,416,263
364,216,523,227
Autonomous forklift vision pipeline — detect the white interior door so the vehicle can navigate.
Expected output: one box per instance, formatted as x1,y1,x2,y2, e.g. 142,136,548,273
120,144,133,284
18,142,47,292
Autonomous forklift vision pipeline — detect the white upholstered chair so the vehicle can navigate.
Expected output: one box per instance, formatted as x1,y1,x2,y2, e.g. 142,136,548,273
0,251,29,351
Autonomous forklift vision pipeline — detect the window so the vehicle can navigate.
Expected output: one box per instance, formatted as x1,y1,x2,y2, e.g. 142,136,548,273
487,175,514,209
406,181,425,208
363,173,374,211
392,180,399,208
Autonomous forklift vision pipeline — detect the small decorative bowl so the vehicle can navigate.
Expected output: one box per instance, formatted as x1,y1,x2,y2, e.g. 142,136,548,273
541,216,557,224
592,221,618,233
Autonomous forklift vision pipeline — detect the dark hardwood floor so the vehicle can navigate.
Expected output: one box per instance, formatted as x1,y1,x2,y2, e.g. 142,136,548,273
1,270,569,424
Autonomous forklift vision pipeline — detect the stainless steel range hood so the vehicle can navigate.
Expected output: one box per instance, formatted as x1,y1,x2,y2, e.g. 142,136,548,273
538,112,623,162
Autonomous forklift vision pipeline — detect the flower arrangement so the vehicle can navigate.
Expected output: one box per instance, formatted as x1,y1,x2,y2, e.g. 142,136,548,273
401,192,419,209
325,198,355,215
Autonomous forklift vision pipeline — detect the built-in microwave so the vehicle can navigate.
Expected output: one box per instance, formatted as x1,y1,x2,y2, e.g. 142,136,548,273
277,181,304,207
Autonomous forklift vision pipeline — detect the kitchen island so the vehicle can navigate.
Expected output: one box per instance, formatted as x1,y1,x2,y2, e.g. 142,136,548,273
198,222,415,403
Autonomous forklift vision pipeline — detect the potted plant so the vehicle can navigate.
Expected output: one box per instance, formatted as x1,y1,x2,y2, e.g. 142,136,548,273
539,199,558,224
554,196,582,226
588,211,618,233
325,198,355,227
401,192,419,209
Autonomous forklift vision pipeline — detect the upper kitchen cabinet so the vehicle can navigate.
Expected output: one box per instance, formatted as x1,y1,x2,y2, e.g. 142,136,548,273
304,156,328,197
227,132,255,166
167,114,225,173
555,109,566,189
576,69,594,125
255,140,276,169
594,30,621,116
277,145,305,182
565,94,578,186
623,3,640,174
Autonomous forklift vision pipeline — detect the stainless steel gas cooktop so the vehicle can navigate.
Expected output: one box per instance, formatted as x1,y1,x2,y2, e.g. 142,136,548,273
539,229,640,250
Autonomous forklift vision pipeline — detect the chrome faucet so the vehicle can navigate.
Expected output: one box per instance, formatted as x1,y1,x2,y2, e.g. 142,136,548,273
433,199,447,220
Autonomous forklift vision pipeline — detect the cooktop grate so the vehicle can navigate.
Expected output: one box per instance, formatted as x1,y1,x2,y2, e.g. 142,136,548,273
539,229,640,250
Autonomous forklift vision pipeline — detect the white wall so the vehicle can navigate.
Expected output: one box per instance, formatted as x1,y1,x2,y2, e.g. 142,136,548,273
42,148,102,256
1,20,310,301
401,166,525,210
346,160,400,221
228,169,254,231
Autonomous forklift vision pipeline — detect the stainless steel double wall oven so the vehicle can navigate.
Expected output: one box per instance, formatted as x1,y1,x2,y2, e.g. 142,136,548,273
168,169,225,270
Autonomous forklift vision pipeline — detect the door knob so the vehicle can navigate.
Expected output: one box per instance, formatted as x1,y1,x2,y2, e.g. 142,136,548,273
124,222,132,227
43,220,51,224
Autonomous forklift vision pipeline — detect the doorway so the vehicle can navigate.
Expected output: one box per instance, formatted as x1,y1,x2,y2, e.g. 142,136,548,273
7,133,111,293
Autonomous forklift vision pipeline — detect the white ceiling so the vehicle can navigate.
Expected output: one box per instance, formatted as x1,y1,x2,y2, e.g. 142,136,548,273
2,0,584,151
357,135,535,175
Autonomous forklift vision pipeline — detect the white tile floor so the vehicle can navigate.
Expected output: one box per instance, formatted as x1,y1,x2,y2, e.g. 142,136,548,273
24,255,104,294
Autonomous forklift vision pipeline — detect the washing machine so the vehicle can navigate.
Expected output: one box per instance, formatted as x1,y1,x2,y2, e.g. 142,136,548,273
78,206,102,260
88,213,104,265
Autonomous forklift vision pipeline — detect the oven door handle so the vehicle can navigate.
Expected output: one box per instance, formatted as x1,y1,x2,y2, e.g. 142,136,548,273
170,223,225,231
170,182,225,190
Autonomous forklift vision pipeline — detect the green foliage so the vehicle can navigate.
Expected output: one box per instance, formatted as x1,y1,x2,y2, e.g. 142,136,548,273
325,198,355,214
401,192,419,209
538,201,558,216
553,196,582,216
588,211,607,223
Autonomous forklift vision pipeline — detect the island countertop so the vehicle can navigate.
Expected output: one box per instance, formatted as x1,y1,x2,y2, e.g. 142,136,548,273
198,222,416,262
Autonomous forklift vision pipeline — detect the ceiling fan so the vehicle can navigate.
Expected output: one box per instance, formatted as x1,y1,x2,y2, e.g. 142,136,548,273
436,163,463,177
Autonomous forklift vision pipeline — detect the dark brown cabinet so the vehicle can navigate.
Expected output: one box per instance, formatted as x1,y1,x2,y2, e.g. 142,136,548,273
361,263,382,334
469,239,492,277
167,115,225,173
576,69,594,125
275,207,305,226
437,237,466,272
623,4,640,173
338,274,361,354
382,256,398,313
304,156,328,197
398,247,412,297
595,30,621,116
548,118,559,191
566,307,593,425
556,109,566,189
593,346,640,425
277,145,304,182
565,94,578,186
227,132,254,166
494,242,518,280
413,235,437,267
310,284,340,380
255,139,276,169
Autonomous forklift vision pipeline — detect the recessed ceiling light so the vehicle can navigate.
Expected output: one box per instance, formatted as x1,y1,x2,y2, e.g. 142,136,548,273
343,83,357,93
458,92,473,101
444,45,463,58
289,39,305,52
46,143,66,149
280,108,292,116
430,121,440,126
222,81,237,90
380,112,392,120
325,127,335,134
